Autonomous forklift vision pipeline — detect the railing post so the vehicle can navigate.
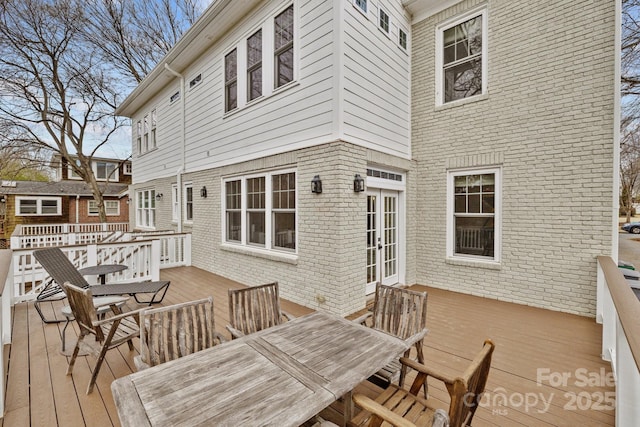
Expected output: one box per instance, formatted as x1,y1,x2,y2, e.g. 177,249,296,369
151,239,161,281
184,233,192,266
86,244,98,285
616,316,640,424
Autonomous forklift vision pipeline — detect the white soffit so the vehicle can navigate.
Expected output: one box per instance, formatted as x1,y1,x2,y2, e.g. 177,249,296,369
402,0,465,24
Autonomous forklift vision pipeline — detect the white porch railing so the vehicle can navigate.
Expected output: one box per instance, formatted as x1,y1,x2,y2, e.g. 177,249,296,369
14,222,129,236
0,250,14,419
11,233,192,303
597,255,640,426
10,230,123,249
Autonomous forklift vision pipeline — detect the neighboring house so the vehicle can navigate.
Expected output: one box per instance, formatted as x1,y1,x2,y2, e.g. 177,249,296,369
116,0,618,317
0,155,131,247
50,154,132,185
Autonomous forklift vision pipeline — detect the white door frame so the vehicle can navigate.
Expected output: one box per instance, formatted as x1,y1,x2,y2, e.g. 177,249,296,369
365,173,406,295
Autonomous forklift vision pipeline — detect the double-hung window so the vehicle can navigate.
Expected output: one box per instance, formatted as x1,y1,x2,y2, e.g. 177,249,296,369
379,9,390,34
184,183,193,222
436,8,487,105
274,5,294,88
247,30,262,101
223,170,296,252
354,0,367,14
151,109,157,149
448,168,500,262
136,189,156,228
89,200,120,216
143,114,149,152
16,197,61,216
136,120,142,154
225,49,237,112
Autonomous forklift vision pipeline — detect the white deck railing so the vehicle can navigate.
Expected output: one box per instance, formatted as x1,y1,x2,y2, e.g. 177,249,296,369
11,233,192,303
597,255,640,425
0,250,14,418
14,223,129,236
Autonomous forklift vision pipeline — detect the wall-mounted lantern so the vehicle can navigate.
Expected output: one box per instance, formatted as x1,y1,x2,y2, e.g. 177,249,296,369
311,175,322,194
353,174,365,192
200,186,208,198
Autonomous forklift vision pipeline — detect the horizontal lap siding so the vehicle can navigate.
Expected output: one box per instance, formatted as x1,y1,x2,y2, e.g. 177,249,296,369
342,0,410,158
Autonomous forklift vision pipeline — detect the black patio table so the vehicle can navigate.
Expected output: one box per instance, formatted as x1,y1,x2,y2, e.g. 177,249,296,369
78,264,128,285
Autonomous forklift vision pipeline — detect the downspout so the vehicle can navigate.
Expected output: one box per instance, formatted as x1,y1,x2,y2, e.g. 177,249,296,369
75,195,80,224
164,63,186,233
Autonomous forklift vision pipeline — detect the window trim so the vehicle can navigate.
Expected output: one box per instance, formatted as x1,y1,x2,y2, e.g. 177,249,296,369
247,29,263,102
274,4,295,90
435,6,488,106
446,166,501,264
353,0,367,15
225,48,238,113
135,189,156,229
95,161,117,181
398,28,408,51
183,183,194,223
15,197,62,216
88,199,120,216
222,168,297,254
171,184,179,222
378,7,390,35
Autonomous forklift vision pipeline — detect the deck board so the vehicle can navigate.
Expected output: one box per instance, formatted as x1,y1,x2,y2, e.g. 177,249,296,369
3,266,614,426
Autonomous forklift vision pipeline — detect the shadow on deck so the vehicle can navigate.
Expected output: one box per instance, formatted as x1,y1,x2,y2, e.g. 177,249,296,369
2,266,614,426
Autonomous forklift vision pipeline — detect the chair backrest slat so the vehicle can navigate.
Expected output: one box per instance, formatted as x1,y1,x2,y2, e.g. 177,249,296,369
228,282,283,336
449,339,495,427
34,247,91,289
371,283,427,341
60,281,101,339
139,297,216,368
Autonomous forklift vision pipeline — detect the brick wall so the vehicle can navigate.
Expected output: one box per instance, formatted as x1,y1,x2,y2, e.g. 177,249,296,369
411,0,616,316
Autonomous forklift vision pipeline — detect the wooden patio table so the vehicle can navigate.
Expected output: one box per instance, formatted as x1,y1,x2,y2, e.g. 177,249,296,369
111,311,408,427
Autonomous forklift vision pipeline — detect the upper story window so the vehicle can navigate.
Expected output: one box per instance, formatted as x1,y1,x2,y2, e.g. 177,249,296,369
225,49,238,112
274,5,294,89
223,170,296,252
136,189,156,229
354,0,367,14
399,28,408,50
136,120,142,154
88,200,120,216
447,168,500,262
247,30,263,101
123,162,132,175
379,9,390,34
170,91,180,103
143,114,149,152
151,109,157,150
436,8,487,105
96,161,117,180
189,74,202,88
16,197,61,216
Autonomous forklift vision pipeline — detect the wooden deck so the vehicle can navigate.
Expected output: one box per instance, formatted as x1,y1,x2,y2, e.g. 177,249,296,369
2,266,614,426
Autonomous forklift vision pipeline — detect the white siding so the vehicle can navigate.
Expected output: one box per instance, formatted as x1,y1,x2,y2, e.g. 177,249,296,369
342,0,411,158
132,0,336,183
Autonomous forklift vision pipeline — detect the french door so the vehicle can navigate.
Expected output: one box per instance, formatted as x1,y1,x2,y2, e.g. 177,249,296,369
366,189,400,294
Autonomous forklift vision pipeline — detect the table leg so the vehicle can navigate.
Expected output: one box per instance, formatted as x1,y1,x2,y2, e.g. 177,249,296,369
343,390,354,427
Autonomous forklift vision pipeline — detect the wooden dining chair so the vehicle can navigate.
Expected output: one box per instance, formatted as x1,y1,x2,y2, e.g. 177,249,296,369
61,281,143,394
348,339,495,427
135,297,226,370
354,283,428,389
226,282,293,338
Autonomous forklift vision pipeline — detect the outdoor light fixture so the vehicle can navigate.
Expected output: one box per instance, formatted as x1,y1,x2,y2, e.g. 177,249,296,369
353,174,365,192
311,175,322,194
0,197,4,203
155,193,163,201
200,186,207,198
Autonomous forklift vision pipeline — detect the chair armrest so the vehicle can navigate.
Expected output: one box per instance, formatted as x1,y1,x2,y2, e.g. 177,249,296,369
281,310,295,321
92,307,144,327
352,312,372,326
93,296,130,309
403,328,429,347
214,331,228,344
399,357,456,385
226,324,244,339
352,394,416,427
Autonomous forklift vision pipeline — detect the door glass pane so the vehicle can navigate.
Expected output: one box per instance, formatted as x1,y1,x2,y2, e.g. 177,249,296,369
383,196,397,278
366,195,377,284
